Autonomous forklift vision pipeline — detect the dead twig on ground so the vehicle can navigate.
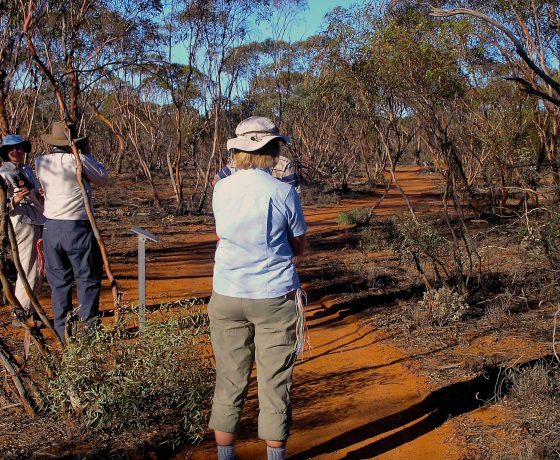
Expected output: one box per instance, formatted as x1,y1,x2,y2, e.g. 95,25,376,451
0,337,36,415
553,303,560,364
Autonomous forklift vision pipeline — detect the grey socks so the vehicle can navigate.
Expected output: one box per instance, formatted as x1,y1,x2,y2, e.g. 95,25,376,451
218,444,285,459
267,446,286,460
217,444,236,460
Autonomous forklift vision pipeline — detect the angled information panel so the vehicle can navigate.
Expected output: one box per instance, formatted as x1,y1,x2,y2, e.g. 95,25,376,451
131,227,160,243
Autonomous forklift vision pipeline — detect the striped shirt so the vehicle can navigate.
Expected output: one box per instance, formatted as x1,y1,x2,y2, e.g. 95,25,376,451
213,155,300,192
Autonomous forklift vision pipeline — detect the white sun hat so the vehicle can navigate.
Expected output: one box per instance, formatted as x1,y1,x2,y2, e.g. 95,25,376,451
226,116,291,153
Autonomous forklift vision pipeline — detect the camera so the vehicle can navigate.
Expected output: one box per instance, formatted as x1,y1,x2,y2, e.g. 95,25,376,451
11,172,34,191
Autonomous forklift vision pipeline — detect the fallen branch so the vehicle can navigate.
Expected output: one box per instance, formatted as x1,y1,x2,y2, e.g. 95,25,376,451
0,337,36,415
553,303,560,364
0,402,23,411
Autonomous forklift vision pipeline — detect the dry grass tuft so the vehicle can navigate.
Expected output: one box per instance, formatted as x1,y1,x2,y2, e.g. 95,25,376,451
509,362,553,403
337,207,371,226
414,286,470,327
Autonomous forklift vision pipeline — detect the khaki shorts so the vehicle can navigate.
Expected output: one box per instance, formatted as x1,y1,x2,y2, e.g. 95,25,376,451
208,290,297,441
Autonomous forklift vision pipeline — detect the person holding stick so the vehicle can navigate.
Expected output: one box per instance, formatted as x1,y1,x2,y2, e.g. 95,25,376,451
0,135,45,326
35,122,109,342
209,116,307,460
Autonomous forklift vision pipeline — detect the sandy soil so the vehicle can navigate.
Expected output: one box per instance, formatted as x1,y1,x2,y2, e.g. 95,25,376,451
1,166,509,458
98,167,473,459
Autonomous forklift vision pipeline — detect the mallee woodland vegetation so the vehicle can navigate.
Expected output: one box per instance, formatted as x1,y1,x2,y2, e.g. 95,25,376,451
2,0,560,458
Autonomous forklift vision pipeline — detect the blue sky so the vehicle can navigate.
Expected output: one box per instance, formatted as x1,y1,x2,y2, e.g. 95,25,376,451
171,1,354,67
260,0,354,42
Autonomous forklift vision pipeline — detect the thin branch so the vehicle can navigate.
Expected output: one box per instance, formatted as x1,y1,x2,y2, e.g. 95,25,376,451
430,7,560,98
553,303,560,364
505,77,560,107
0,337,36,415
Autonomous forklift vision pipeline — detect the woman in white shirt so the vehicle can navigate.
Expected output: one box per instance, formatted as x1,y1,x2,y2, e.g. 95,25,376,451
209,117,307,460
35,122,109,342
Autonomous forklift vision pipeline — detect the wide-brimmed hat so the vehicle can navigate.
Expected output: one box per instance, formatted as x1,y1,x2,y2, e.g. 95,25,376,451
226,116,291,153
0,134,31,158
40,121,87,147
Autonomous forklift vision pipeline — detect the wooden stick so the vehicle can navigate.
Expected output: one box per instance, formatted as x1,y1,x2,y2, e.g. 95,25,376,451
22,1,121,320
0,337,36,415
0,402,23,411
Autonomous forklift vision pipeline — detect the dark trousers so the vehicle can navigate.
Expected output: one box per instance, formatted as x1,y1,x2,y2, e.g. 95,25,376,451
43,219,102,341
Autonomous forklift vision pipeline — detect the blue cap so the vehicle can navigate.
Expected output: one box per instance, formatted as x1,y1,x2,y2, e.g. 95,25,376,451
0,134,31,156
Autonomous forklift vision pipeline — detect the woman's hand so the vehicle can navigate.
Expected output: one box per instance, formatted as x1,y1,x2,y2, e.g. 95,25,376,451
81,141,91,156
36,188,45,203
13,187,30,205
289,234,307,258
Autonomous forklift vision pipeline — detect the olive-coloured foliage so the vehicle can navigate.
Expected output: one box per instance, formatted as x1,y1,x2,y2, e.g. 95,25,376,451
46,305,213,440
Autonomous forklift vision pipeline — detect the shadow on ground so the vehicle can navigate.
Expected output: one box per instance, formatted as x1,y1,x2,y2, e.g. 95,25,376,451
289,356,551,459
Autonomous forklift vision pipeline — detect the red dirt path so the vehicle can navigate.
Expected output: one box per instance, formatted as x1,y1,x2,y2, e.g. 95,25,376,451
103,167,478,459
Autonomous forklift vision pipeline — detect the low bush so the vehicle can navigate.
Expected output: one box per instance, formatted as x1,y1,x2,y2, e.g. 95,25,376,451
537,206,560,271
337,207,371,226
358,226,392,252
393,216,448,258
481,289,516,329
416,286,470,326
345,258,395,289
369,168,390,187
498,361,560,458
509,362,553,403
299,185,341,207
46,306,213,442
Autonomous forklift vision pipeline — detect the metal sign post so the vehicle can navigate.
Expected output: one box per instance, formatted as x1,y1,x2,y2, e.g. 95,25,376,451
131,227,159,330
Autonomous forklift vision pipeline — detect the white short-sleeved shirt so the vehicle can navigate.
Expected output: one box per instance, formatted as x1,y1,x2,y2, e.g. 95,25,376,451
35,150,109,220
212,168,307,299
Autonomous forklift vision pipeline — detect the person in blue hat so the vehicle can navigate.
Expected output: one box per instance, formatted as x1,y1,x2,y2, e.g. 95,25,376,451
0,134,46,325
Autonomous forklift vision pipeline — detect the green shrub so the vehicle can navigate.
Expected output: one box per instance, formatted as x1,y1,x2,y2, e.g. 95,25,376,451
337,207,371,226
46,307,213,442
392,216,448,256
359,226,391,252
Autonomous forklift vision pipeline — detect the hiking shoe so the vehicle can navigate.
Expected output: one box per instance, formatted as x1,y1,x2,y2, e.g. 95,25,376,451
11,315,44,329
32,313,44,329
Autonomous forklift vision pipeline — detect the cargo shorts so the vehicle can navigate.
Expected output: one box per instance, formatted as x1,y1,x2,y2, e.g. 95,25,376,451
208,290,297,441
